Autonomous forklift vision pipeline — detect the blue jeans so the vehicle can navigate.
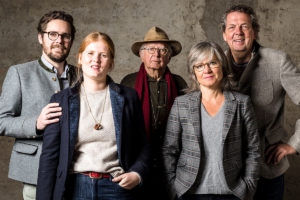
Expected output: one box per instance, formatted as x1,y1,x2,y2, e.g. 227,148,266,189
254,174,284,200
65,173,137,200
179,194,240,200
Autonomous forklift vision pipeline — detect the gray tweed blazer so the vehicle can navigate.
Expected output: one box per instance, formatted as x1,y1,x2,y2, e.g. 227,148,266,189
0,59,75,184
162,90,261,200
227,43,300,178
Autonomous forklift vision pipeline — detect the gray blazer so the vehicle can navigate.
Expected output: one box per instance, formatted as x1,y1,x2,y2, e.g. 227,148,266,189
228,43,300,178
162,90,261,200
0,59,75,184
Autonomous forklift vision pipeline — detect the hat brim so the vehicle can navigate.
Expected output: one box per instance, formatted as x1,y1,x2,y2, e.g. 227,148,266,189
131,40,182,57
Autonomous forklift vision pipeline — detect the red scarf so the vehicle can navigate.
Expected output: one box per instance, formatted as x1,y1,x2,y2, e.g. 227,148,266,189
134,63,178,139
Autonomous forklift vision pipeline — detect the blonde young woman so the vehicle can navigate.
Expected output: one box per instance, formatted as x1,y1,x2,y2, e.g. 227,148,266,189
36,32,149,200
162,42,260,200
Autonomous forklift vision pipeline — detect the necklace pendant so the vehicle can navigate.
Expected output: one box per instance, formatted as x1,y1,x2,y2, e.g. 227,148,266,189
94,123,103,130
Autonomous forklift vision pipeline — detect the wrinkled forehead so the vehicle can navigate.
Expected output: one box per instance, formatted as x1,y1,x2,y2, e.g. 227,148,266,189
226,11,252,24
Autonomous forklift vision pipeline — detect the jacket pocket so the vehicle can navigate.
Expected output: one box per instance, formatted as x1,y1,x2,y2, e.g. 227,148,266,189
13,142,38,155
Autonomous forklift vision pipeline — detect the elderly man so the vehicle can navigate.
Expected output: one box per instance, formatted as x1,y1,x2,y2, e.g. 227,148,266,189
222,5,300,200
0,11,76,200
121,26,187,200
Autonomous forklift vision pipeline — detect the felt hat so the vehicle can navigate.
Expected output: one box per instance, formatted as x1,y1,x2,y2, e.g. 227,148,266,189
131,26,182,57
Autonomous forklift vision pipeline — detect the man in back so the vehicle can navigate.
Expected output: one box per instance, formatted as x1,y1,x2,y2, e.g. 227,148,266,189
121,26,187,200
222,4,300,200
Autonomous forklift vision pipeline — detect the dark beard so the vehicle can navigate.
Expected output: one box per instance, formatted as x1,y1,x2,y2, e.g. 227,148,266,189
48,52,69,63
43,44,70,63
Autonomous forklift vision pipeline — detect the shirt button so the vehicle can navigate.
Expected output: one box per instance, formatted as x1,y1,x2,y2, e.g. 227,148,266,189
55,90,60,93
52,77,57,81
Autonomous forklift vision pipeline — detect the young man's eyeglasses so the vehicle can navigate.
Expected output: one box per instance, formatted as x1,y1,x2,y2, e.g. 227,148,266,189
42,31,72,42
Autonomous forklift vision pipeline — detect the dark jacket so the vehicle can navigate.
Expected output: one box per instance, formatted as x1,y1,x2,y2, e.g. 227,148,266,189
36,77,149,200
121,71,187,171
121,72,187,96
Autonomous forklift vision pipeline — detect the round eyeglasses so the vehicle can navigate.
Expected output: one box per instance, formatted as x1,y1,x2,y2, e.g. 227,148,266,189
194,61,220,72
42,31,72,42
140,47,169,55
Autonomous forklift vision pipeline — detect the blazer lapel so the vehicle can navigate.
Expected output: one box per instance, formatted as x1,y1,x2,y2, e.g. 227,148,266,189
68,91,80,165
109,85,124,163
188,91,202,148
222,91,237,143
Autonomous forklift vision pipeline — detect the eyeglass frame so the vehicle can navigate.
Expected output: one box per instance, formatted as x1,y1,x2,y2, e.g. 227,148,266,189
140,46,169,55
42,31,72,42
193,60,220,72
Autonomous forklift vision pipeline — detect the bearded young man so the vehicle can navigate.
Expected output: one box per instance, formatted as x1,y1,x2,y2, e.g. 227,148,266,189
0,11,76,200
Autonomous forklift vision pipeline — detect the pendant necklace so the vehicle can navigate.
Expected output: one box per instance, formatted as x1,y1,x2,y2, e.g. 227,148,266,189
82,84,108,130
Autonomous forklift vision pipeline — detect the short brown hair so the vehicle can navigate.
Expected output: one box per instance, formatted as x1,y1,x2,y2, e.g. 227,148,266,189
37,10,76,41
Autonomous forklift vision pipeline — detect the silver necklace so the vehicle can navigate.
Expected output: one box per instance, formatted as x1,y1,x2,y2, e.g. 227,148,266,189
82,84,108,130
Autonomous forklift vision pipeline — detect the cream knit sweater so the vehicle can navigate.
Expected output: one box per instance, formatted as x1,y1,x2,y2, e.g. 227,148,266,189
71,86,124,177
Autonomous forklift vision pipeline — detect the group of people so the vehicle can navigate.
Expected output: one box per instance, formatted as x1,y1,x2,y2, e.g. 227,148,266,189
0,4,299,200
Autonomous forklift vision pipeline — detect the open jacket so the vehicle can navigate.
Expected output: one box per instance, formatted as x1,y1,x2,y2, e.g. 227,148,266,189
162,90,261,200
36,77,149,200
227,42,300,178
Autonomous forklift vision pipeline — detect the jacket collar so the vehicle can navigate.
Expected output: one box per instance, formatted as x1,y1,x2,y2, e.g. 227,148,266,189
187,90,236,101
69,75,120,96
188,90,237,144
227,41,261,94
38,57,76,86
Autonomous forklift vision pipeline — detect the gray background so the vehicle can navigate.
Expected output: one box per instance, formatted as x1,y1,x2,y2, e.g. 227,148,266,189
0,0,299,199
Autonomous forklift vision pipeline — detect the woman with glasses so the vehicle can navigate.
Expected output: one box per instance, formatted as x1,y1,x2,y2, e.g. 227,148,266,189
36,32,149,200
162,41,261,200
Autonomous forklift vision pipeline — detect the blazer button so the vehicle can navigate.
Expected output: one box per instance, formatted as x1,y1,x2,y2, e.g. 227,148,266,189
55,90,60,93
52,77,57,81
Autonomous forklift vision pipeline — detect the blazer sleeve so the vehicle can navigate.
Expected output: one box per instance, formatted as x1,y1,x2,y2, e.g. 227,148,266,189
162,98,182,198
127,91,150,183
242,96,261,194
36,94,61,200
279,53,300,152
0,66,39,138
